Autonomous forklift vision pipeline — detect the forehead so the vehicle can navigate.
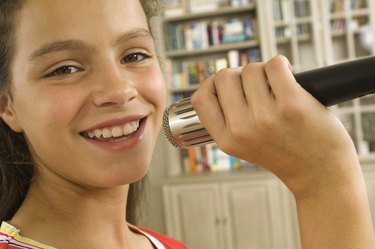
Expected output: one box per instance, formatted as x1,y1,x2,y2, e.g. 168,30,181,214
14,0,149,49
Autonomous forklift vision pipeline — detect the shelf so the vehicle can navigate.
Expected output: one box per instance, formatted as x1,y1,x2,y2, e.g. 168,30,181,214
170,85,199,93
273,16,313,27
359,153,375,164
358,105,375,113
330,8,369,19
164,153,375,182
351,8,370,17
164,166,267,184
295,16,313,24
165,40,260,58
330,12,346,19
162,3,256,23
331,30,347,37
334,106,356,114
276,33,312,44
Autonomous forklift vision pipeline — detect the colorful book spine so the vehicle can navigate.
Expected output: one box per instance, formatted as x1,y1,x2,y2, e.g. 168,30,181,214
168,47,261,89
179,143,255,173
165,17,258,51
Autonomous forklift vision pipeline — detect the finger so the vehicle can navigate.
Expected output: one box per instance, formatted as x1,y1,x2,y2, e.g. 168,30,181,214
212,67,248,128
241,62,274,109
191,75,227,141
264,55,299,101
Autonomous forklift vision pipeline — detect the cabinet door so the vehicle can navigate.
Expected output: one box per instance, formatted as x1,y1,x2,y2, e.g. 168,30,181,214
221,180,282,249
265,0,324,72
163,183,225,249
320,0,375,64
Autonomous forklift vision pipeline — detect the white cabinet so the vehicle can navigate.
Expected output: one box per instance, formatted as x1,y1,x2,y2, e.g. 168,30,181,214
220,180,300,249
163,172,301,249
163,183,225,249
163,167,375,249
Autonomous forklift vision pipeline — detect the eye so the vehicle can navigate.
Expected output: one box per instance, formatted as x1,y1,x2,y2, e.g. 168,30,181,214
122,52,151,64
46,65,81,78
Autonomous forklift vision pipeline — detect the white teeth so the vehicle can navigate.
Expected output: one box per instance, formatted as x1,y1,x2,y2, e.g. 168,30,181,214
131,121,139,130
123,123,132,135
112,127,123,137
88,132,95,139
102,128,112,138
85,120,140,139
94,129,102,138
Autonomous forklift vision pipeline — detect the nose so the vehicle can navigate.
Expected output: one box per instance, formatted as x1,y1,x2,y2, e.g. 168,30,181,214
91,67,138,107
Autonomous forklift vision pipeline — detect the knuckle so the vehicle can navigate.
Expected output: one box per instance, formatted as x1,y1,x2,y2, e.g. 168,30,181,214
190,91,200,106
230,122,251,143
253,111,275,132
265,55,289,73
214,68,236,83
241,62,263,76
278,100,305,123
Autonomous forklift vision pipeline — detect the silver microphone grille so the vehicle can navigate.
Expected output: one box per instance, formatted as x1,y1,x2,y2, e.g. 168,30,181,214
162,97,213,149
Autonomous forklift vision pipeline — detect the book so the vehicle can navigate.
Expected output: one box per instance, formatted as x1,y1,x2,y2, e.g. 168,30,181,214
161,0,186,17
165,16,257,51
189,0,219,13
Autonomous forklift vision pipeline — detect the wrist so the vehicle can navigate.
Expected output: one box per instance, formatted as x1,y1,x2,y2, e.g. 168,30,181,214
294,165,375,249
281,151,364,200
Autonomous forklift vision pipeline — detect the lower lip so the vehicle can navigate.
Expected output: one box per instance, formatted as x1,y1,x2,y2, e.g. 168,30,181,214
81,118,147,152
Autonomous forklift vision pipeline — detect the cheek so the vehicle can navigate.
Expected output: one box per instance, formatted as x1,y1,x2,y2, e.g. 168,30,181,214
138,69,167,111
17,87,84,133
44,90,84,123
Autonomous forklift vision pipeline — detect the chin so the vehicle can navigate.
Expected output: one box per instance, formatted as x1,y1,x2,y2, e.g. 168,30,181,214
105,161,150,187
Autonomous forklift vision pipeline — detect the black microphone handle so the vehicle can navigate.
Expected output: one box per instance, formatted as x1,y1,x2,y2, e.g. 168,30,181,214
295,56,375,106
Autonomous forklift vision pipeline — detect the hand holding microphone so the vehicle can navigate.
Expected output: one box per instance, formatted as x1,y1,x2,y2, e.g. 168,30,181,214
163,55,375,149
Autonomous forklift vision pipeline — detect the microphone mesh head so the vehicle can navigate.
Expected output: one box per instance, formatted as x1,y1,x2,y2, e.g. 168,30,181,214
163,108,179,147
162,97,213,148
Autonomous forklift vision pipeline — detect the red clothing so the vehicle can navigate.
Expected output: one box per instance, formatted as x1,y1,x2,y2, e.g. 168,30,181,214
0,222,187,249
137,227,188,249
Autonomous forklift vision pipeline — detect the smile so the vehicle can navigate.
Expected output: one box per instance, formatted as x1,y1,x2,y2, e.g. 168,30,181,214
81,120,141,140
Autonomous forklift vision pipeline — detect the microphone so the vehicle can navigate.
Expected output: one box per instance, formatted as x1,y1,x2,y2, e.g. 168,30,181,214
163,56,375,149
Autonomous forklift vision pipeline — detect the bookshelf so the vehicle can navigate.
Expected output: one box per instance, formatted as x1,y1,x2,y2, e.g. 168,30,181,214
161,0,266,175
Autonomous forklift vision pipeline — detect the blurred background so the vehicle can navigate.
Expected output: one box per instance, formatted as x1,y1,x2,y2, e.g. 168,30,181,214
143,1,375,248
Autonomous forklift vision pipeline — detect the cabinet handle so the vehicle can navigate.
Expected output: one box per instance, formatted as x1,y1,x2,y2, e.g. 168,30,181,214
222,217,227,225
215,217,228,226
215,217,221,225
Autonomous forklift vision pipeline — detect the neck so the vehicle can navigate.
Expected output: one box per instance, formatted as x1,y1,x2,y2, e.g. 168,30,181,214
9,169,146,249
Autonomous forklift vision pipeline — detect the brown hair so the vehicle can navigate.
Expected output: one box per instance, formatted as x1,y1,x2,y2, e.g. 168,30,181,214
0,0,160,225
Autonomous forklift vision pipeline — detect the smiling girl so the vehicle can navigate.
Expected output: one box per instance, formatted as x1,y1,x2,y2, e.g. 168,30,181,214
0,0,374,249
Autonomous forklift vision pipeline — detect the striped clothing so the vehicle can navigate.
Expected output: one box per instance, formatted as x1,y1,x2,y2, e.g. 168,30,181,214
0,222,187,249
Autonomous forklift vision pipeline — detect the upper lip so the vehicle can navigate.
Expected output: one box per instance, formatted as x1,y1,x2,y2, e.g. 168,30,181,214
80,115,146,133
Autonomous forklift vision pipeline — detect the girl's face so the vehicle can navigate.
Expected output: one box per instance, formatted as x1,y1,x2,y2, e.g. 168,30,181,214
7,0,166,188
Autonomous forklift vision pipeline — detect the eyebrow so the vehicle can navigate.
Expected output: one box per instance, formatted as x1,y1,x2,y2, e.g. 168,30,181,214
29,40,94,61
29,28,153,61
114,28,153,46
